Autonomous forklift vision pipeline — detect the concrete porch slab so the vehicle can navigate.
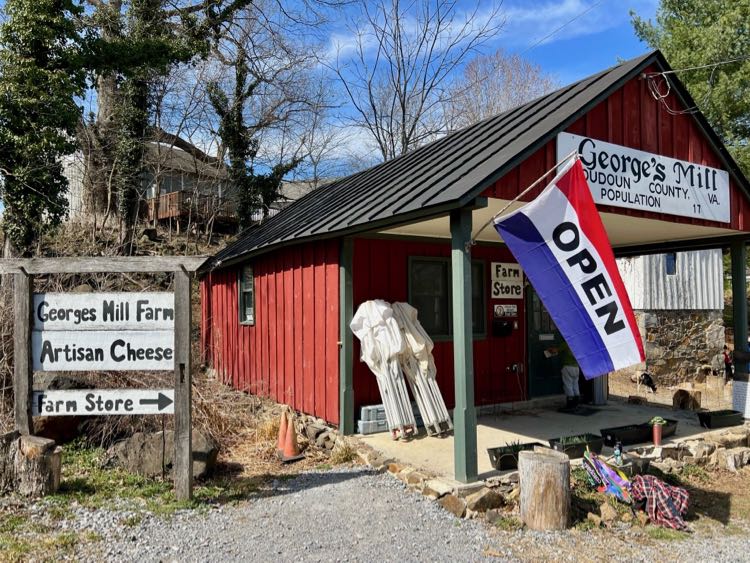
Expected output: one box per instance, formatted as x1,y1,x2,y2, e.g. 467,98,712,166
359,399,713,480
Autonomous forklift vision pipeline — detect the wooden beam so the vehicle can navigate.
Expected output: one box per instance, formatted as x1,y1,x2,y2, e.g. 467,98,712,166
13,272,33,435
450,208,477,483
0,256,208,275
173,269,193,501
339,238,354,435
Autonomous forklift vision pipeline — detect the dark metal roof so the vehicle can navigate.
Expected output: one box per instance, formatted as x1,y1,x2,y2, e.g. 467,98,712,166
206,50,750,272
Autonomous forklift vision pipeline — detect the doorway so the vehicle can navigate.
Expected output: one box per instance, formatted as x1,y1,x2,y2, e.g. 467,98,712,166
526,287,563,397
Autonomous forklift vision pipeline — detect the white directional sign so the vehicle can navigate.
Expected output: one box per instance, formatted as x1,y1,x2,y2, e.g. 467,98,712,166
32,389,174,416
32,331,174,371
33,292,174,331
31,292,174,371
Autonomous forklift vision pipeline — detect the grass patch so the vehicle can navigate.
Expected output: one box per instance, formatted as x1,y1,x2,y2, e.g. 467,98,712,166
493,515,524,531
681,464,710,484
645,526,689,541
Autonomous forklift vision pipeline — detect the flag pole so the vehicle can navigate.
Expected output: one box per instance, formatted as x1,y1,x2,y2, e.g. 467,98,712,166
468,150,579,248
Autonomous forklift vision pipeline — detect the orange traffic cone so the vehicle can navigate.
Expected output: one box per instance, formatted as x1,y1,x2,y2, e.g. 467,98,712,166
281,412,304,463
277,410,288,454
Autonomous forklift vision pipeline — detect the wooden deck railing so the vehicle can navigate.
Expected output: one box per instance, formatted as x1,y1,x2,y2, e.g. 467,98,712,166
146,191,236,222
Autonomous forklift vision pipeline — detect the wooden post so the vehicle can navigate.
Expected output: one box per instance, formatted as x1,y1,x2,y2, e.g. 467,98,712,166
339,238,355,435
518,447,570,530
13,272,32,435
174,268,193,501
451,208,477,483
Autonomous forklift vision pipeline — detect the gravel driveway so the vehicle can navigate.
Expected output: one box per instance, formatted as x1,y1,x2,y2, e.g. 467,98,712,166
61,466,750,562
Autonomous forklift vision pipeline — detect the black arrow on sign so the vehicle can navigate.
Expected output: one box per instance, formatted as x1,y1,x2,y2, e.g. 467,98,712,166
139,392,173,411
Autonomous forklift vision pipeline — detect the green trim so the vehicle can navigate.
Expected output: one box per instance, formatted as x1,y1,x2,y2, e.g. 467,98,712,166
339,238,355,435
731,242,748,376
406,256,487,340
451,208,477,483
614,233,750,257
238,264,255,326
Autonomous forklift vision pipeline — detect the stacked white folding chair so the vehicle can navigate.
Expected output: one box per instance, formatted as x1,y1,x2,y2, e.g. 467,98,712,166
392,302,453,436
350,300,417,439
351,300,452,439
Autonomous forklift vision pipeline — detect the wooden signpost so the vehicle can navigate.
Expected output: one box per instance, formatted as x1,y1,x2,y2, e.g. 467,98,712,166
0,256,205,501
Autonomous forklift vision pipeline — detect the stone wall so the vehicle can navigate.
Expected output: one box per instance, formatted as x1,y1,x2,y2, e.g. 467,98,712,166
615,310,725,387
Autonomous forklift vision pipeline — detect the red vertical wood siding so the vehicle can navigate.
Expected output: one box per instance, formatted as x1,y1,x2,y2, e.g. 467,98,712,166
200,239,340,424
482,66,750,231
351,237,527,412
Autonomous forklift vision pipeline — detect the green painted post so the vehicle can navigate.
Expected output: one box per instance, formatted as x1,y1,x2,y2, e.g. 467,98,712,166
450,208,477,483
339,237,355,435
732,241,748,377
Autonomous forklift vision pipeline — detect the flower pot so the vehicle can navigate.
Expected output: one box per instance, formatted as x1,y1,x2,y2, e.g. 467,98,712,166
696,409,743,429
487,442,546,470
548,433,604,459
652,424,663,446
600,424,652,447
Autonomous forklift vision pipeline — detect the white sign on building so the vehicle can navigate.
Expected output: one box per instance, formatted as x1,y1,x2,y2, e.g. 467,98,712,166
31,292,174,371
491,262,524,299
557,132,730,223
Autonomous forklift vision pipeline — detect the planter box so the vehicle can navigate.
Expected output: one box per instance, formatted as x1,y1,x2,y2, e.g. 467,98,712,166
487,442,546,471
600,419,679,447
697,409,743,429
548,433,604,459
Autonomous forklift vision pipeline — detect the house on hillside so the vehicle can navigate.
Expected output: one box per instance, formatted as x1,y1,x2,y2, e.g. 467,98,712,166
64,141,321,232
198,51,750,483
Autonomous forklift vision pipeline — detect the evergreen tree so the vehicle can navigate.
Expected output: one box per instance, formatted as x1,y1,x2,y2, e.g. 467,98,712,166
633,1,750,174
0,0,85,255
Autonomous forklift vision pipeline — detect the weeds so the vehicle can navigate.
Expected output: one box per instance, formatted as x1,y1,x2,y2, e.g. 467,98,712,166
493,515,524,531
645,526,689,541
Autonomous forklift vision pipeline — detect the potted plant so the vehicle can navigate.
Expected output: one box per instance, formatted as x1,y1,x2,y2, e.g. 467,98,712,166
649,416,667,446
548,433,604,459
487,441,546,470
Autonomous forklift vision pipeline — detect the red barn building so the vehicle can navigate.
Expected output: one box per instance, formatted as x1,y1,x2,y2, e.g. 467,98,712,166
199,51,750,482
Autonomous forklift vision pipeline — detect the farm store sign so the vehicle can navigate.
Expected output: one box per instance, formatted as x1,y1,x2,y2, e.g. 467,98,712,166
491,262,523,299
31,292,174,371
557,132,730,223
33,389,174,416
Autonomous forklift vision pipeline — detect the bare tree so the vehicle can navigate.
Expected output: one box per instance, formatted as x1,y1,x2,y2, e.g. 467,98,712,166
333,0,504,161
444,48,559,130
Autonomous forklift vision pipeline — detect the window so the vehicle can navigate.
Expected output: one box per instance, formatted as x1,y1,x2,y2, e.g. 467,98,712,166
408,257,485,338
239,265,255,324
665,252,677,276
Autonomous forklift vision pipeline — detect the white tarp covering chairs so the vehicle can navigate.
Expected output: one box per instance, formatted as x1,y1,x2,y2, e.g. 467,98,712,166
350,300,452,439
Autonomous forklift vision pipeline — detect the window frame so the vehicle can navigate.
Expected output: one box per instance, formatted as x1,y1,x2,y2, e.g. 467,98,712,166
407,256,486,341
238,264,255,326
665,252,677,276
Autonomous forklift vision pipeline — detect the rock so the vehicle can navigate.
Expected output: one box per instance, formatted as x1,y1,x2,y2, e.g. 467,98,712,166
627,396,647,405
651,458,684,473
438,494,467,518
107,430,218,479
315,431,331,448
599,502,618,524
586,512,602,527
387,463,403,474
305,423,327,443
465,488,504,512
707,432,747,449
683,440,716,460
453,481,485,499
721,447,750,472
507,487,520,502
500,471,520,485
405,471,427,488
422,479,453,499
485,509,503,523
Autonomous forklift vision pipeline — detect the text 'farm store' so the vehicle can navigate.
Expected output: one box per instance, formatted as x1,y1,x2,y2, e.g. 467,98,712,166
199,51,750,482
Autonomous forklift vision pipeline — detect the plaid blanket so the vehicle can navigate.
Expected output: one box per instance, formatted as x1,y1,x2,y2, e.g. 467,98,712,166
630,474,689,530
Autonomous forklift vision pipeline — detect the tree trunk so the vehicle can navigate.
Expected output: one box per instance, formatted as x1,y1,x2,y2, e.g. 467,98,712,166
0,432,61,497
518,447,570,530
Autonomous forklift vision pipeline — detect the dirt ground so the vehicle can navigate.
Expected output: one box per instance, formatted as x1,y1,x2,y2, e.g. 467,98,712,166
609,371,733,411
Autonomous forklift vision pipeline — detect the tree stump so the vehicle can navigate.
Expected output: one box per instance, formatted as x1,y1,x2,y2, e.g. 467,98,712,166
518,447,570,530
0,432,61,497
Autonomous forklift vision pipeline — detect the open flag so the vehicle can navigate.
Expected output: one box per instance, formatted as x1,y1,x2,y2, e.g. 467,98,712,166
494,157,644,379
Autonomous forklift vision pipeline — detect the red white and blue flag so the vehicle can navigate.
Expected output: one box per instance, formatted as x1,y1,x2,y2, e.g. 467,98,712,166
494,158,644,379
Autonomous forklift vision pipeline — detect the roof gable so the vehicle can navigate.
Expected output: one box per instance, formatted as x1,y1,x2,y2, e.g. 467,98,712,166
208,50,749,271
